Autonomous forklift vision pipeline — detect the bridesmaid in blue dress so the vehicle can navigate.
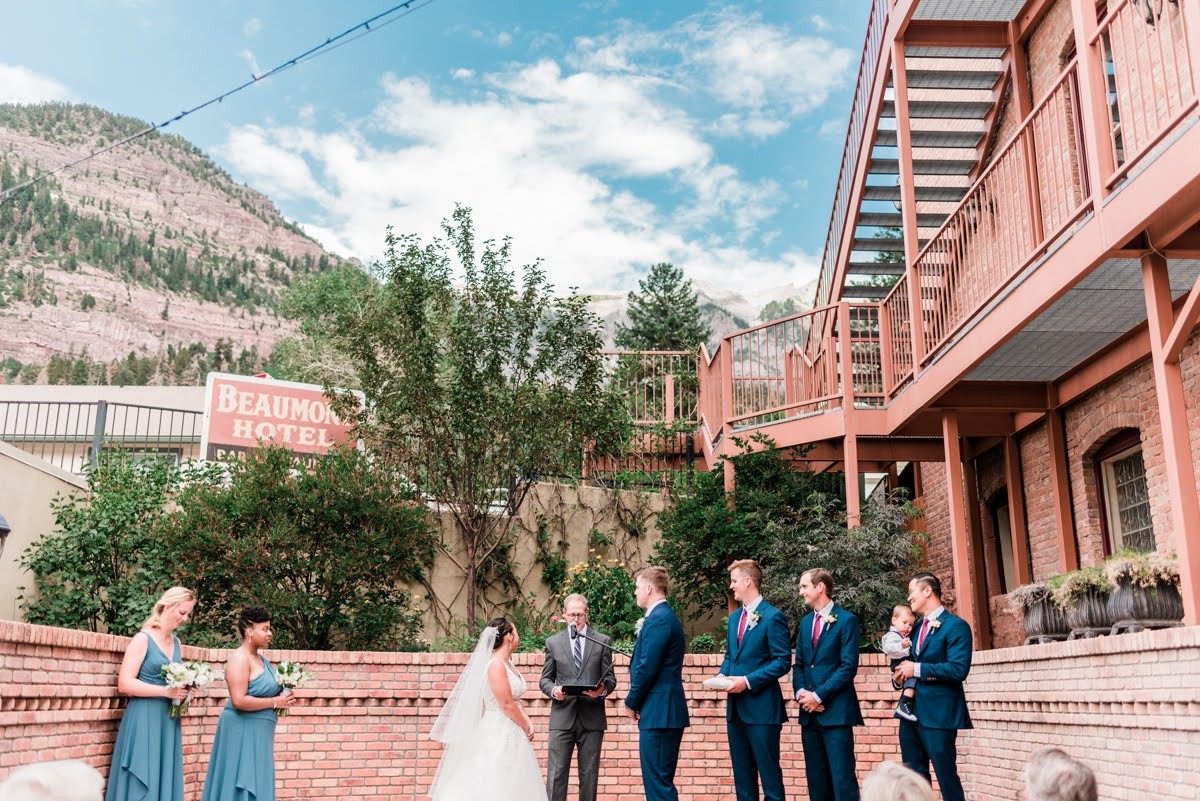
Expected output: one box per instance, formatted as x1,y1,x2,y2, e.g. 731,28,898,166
106,586,196,801
201,606,296,801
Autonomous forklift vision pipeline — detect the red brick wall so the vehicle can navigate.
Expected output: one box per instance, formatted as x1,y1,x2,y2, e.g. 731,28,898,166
4,620,1199,800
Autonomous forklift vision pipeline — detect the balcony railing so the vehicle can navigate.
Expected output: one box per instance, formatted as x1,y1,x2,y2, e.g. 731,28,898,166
911,63,1092,372
1096,0,1197,187
816,0,893,309
0,400,203,474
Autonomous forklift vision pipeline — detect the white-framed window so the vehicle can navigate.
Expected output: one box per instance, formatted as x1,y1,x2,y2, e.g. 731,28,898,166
1098,442,1154,553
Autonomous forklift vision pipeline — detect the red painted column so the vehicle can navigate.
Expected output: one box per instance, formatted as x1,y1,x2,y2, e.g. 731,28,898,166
839,302,861,524
1046,407,1079,573
942,412,977,643
1004,435,1033,586
1070,0,1114,198
1142,252,1200,625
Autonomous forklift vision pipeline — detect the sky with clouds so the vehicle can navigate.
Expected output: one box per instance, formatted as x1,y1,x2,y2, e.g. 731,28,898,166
1,1,869,298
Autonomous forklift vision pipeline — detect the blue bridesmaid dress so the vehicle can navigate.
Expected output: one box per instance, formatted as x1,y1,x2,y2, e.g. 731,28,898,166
201,655,284,801
105,631,183,801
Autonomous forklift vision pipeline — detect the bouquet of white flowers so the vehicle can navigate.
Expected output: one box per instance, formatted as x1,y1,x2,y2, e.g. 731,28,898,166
160,660,215,717
273,661,314,716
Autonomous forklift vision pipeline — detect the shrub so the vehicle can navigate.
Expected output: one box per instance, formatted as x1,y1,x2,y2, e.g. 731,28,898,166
161,444,437,650
560,554,643,640
762,492,924,646
20,451,180,634
688,632,723,654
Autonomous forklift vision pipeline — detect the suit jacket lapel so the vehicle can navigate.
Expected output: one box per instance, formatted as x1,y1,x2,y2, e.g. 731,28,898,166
578,629,600,678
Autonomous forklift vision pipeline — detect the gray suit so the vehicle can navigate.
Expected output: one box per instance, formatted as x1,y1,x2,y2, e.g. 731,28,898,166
539,627,618,801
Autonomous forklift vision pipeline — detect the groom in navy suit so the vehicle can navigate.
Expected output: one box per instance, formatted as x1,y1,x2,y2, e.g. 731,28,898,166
793,567,862,801
892,572,972,801
625,566,689,801
720,559,792,801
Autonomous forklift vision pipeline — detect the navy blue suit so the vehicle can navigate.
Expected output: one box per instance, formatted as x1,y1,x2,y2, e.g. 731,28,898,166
899,610,972,801
792,604,863,801
721,600,791,801
625,602,689,801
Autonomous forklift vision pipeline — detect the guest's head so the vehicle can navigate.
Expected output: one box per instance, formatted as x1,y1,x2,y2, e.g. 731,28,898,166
892,604,917,636
488,617,517,651
236,605,272,647
727,559,763,604
563,593,589,630
0,759,104,801
634,566,669,609
1023,747,1097,801
799,568,833,609
861,761,936,801
907,573,942,616
143,586,195,632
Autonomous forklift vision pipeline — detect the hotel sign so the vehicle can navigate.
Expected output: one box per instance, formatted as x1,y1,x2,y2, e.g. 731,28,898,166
200,373,360,461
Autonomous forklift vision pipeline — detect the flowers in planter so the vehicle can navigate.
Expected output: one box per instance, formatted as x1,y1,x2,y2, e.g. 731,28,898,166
1103,549,1179,589
1047,567,1110,608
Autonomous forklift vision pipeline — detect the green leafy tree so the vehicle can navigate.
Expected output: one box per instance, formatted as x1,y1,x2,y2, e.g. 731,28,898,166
162,445,436,650
327,206,629,629
614,262,711,351
272,263,380,385
20,452,179,634
652,435,843,616
762,491,924,645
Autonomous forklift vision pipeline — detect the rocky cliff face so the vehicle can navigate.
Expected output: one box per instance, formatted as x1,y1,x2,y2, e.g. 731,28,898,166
0,103,342,379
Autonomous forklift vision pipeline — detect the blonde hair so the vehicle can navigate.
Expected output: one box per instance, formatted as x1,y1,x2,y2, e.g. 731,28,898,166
728,559,763,588
143,586,195,630
1024,747,1098,801
634,566,669,595
861,762,936,801
0,759,104,801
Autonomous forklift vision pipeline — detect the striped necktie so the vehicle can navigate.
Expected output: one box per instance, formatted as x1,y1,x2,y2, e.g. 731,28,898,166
573,632,583,673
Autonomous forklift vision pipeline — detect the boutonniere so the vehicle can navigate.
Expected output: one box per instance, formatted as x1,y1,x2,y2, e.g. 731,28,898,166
825,613,838,625
634,616,647,637
928,618,942,630
746,610,761,630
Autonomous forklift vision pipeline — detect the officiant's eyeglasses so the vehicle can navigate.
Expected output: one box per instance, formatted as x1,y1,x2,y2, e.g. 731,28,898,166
563,612,586,619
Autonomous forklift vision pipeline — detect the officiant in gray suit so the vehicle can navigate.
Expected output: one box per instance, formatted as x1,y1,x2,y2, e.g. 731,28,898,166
540,593,619,801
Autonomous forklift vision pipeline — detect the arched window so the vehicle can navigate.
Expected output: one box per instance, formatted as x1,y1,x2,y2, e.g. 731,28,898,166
1094,429,1154,553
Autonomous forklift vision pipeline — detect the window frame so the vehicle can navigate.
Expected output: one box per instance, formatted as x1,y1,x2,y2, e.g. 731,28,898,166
1093,428,1152,555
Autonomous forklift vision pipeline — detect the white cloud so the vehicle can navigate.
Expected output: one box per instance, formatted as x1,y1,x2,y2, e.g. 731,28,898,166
219,15,841,295
0,64,74,104
497,31,513,47
810,15,834,32
244,17,262,38
241,49,263,79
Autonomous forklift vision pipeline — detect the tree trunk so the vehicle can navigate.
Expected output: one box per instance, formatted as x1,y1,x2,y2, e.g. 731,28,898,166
466,562,478,631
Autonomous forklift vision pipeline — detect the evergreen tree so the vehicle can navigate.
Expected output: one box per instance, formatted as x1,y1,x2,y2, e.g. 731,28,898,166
614,262,710,351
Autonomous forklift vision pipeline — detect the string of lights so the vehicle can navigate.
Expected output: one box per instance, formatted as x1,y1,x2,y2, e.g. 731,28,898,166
0,0,438,204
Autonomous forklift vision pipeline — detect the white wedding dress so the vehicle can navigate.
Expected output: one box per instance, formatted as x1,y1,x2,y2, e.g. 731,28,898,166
429,658,548,801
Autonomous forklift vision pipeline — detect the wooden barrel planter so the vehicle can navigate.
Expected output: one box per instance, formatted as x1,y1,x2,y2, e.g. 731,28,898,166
1065,588,1112,637
1021,596,1069,644
1107,577,1184,632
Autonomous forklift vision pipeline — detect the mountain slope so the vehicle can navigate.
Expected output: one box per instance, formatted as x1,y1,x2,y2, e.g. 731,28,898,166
0,103,345,383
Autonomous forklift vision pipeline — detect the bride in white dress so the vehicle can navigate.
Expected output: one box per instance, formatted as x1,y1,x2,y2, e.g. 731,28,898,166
429,618,549,801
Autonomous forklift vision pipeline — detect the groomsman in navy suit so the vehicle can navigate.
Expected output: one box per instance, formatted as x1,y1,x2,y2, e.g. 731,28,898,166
892,573,972,801
720,559,792,801
625,566,690,801
793,568,862,801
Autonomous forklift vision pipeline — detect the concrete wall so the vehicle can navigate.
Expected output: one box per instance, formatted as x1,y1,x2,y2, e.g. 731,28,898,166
0,441,86,620
2,620,1197,800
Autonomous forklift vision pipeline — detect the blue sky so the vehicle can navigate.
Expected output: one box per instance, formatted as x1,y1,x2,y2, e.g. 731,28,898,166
2,0,869,299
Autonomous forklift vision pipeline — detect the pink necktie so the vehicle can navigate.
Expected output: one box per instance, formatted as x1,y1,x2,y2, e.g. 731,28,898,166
917,618,931,653
811,612,822,649
737,608,749,645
